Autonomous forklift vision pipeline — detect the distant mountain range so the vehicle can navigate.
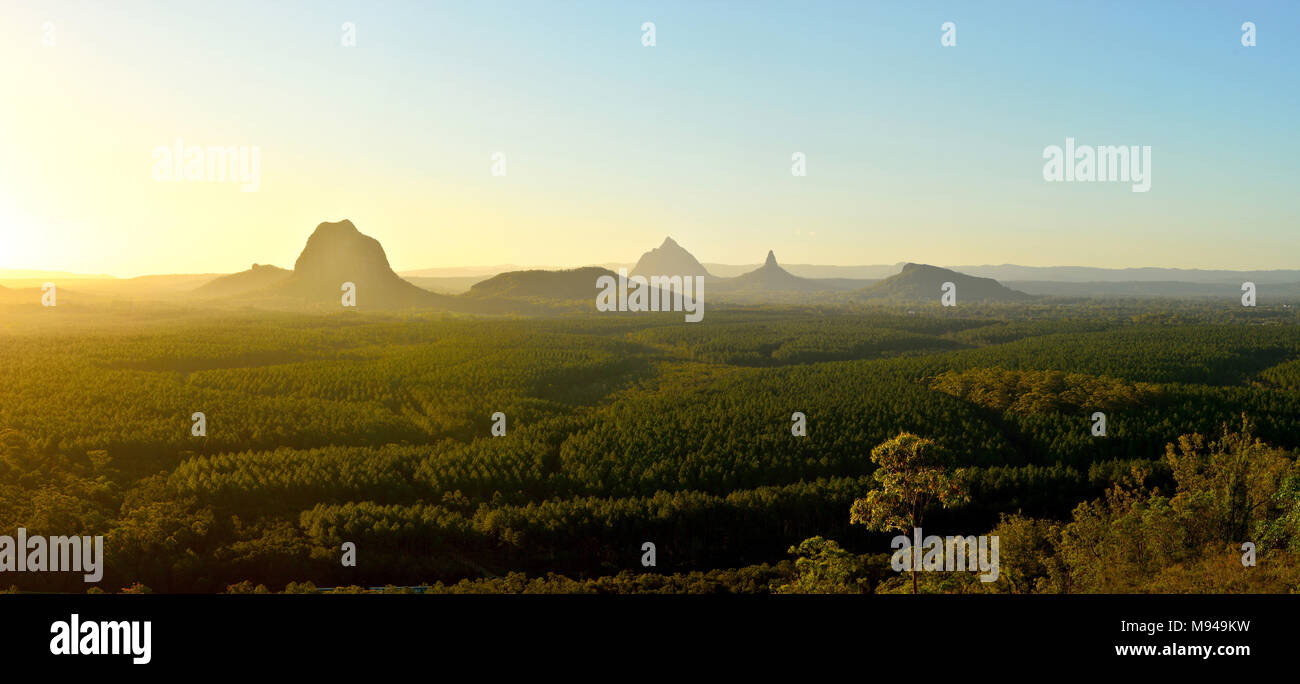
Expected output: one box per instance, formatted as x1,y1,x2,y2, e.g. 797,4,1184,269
951,265,1300,284
402,275,495,295
392,262,1300,289
398,264,557,278
12,261,1300,290
7,223,1300,310
1006,280,1300,299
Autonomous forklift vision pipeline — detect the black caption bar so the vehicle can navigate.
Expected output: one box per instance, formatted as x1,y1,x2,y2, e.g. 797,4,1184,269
0,594,1291,673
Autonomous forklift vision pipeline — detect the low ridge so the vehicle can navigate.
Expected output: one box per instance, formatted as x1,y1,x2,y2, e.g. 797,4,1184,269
195,263,291,298
469,267,618,300
860,263,1030,302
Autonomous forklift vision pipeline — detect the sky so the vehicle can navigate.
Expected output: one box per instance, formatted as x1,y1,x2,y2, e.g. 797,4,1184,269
1,0,1297,277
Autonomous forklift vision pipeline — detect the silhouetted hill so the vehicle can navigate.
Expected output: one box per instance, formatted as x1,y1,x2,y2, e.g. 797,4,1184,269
860,263,1030,302
274,220,449,309
195,264,290,298
469,267,617,300
630,237,713,279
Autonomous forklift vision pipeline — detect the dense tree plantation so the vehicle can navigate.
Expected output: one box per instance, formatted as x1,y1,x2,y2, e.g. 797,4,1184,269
1,302,1298,593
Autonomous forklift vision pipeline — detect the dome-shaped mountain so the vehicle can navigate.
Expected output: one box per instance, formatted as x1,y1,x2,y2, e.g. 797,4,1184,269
859,263,1030,302
276,220,445,309
630,237,713,279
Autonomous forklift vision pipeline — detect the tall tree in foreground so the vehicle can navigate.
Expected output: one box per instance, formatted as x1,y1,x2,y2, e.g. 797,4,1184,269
850,432,968,594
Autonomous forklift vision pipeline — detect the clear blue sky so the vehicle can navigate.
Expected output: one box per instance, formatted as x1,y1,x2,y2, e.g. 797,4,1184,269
1,0,1297,275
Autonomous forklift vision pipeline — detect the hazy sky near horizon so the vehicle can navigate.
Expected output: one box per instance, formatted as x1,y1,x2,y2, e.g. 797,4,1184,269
2,1,1297,277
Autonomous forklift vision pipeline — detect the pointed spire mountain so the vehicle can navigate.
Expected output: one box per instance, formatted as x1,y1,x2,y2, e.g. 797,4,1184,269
718,249,824,291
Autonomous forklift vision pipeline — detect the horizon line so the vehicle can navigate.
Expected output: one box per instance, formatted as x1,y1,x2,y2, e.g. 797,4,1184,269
7,259,1300,282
